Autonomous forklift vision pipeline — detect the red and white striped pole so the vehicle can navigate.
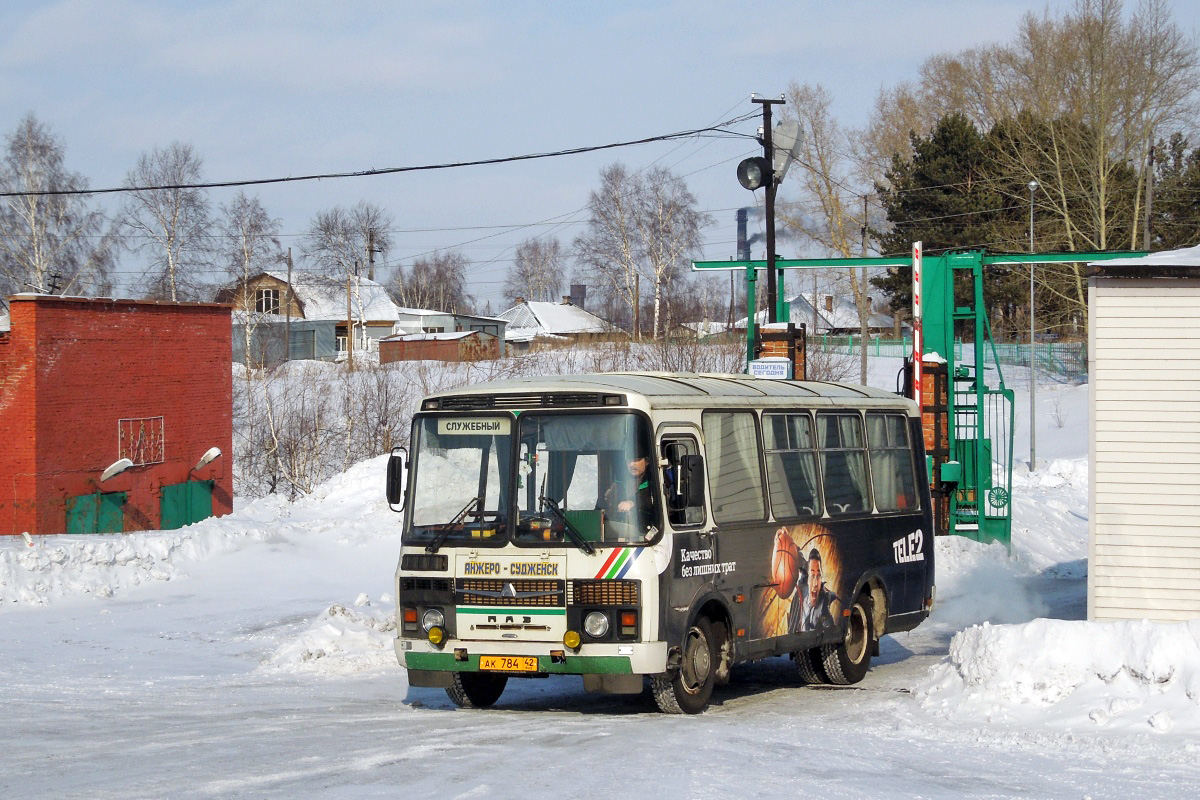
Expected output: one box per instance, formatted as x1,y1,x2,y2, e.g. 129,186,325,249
911,241,923,410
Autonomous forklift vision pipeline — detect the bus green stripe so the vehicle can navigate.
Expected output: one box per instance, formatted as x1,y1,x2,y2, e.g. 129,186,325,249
457,607,566,616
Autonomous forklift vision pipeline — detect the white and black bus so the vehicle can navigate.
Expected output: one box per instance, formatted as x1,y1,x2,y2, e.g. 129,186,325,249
387,372,934,713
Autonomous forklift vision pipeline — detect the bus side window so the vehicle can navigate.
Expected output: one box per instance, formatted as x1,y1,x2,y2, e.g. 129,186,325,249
763,412,822,520
817,413,870,515
867,413,920,512
662,437,705,527
701,411,766,524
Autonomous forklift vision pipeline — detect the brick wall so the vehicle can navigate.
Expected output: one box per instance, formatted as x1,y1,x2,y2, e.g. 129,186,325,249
0,296,232,536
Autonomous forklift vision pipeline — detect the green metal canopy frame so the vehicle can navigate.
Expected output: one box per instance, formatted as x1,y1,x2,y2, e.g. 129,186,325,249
693,247,1143,546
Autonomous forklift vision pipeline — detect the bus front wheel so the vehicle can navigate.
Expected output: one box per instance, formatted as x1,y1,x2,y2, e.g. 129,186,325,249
446,672,507,709
820,593,874,685
652,617,717,714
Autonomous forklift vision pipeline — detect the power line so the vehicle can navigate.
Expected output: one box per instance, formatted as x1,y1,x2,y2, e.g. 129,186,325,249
0,115,758,199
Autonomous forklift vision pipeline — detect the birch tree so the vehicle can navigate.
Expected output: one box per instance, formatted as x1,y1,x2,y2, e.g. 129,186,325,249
218,192,282,364
574,163,709,339
0,114,116,296
121,142,211,301
503,237,565,304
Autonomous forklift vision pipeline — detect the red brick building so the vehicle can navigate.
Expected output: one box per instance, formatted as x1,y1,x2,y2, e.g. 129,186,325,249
0,296,233,537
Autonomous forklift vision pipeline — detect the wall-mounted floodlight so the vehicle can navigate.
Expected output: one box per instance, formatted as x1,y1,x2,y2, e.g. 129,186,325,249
193,447,222,471
100,458,134,483
736,156,773,191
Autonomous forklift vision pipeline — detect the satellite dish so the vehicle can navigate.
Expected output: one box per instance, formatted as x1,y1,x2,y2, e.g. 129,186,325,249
100,458,134,483
772,120,804,184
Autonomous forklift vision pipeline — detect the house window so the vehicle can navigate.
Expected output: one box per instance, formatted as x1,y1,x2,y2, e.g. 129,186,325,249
255,288,280,315
289,330,316,360
336,335,348,353
423,326,445,334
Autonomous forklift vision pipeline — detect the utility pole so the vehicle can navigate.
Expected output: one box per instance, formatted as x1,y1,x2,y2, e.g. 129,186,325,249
752,95,785,324
285,248,293,363
859,194,869,384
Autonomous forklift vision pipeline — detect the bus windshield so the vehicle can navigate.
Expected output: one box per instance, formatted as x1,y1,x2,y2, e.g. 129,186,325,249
405,411,658,548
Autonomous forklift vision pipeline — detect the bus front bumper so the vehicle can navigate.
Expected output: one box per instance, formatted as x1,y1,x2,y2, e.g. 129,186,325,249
396,638,668,676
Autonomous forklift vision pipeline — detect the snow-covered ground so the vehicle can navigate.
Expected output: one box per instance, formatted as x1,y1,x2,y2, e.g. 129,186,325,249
3,359,1200,798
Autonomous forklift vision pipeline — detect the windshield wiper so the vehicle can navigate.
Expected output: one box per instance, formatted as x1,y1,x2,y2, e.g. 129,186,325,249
538,493,596,555
426,496,482,554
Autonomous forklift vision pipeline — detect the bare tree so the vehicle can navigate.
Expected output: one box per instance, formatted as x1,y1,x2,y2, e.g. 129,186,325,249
388,250,474,313
302,200,394,280
777,83,876,383
575,163,709,339
504,237,565,303
0,114,116,297
218,192,282,365
121,142,212,301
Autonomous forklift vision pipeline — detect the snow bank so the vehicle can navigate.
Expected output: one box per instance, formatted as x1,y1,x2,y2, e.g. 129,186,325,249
0,455,396,609
259,597,401,676
915,619,1200,735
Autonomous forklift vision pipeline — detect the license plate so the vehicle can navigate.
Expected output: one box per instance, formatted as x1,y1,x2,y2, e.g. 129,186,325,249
479,655,539,672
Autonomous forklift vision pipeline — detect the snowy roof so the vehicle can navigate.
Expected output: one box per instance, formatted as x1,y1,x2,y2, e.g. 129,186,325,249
496,301,612,337
381,331,477,342
736,293,894,331
262,270,400,323
1088,244,1200,268
679,320,731,336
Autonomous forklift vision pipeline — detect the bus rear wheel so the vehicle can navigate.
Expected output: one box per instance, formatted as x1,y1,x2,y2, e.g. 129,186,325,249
820,593,874,685
446,672,507,709
795,647,827,684
652,617,717,714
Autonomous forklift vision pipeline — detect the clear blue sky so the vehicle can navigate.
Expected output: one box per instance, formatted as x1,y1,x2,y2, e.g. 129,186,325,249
2,1,1197,309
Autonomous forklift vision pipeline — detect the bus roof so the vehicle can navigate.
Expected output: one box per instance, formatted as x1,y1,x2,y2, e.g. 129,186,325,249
423,371,914,410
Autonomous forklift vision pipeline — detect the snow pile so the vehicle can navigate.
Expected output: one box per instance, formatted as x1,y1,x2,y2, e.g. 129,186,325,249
0,455,397,609
259,596,401,676
0,515,279,607
915,618,1200,735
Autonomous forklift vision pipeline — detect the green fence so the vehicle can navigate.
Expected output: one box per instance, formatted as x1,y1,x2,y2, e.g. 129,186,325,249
809,336,1086,382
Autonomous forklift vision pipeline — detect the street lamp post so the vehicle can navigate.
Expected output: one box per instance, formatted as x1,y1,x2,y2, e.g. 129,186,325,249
1028,179,1039,472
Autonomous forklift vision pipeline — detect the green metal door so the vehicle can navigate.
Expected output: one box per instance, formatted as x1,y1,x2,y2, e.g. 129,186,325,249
65,492,126,534
160,480,215,530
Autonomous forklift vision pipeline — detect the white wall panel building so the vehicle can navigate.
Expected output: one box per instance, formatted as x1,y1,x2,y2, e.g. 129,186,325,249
1088,245,1200,622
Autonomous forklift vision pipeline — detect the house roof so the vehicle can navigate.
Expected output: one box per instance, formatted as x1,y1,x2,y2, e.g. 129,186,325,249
381,331,478,342
261,271,400,323
497,300,612,339
737,293,893,330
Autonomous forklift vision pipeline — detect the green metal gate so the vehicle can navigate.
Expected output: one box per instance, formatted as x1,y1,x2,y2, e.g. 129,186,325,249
65,492,127,534
160,480,215,530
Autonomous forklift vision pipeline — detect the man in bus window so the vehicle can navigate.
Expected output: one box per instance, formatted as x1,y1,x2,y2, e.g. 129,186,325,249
603,454,656,531
789,549,837,632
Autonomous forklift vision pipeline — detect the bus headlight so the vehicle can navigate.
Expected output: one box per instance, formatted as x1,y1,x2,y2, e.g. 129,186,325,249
421,608,445,632
583,611,610,639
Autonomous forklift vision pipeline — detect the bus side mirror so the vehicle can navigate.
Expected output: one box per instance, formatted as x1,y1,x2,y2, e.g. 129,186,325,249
386,447,408,511
681,454,705,506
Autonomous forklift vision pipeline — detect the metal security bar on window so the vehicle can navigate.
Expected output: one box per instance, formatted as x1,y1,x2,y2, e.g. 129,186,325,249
118,417,165,465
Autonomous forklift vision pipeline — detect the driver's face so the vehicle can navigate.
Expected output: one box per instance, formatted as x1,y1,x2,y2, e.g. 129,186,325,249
628,457,648,476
